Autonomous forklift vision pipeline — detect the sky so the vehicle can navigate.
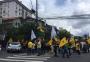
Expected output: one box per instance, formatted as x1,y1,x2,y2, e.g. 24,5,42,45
19,0,90,36
0,0,89,36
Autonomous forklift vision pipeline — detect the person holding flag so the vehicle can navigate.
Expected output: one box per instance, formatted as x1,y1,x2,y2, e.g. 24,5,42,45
66,38,72,56
47,38,53,53
27,30,36,55
27,40,33,55
70,37,76,53
50,26,59,57
87,38,90,52
52,38,59,57
37,38,42,56
75,41,81,55
59,37,69,58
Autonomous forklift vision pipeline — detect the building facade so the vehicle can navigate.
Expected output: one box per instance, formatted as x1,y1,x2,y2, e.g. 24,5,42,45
0,0,34,19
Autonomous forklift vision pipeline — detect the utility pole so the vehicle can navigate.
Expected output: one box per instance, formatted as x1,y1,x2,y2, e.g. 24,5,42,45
36,0,38,21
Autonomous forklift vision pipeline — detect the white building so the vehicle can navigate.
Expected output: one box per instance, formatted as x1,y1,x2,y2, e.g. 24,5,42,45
0,0,35,19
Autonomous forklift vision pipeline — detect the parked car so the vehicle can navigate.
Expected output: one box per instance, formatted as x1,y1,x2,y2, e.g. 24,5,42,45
6,42,22,52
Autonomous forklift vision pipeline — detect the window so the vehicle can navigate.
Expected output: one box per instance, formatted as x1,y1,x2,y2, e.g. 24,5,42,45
3,10,5,16
8,10,9,16
8,3,9,8
0,8,2,15
15,10,17,16
3,10,5,13
19,12,20,15
16,6,17,9
19,8,21,11
15,10,17,13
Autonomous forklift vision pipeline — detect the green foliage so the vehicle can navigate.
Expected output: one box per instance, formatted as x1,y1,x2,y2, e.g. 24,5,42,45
58,28,71,39
7,20,71,42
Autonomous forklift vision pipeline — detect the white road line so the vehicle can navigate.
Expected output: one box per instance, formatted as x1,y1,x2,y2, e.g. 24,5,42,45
14,53,27,56
7,57,48,60
26,61,44,62
0,58,25,62
0,58,44,62
12,55,51,59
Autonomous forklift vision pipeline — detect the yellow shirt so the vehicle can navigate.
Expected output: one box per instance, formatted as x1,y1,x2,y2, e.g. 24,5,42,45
28,42,33,48
76,43,80,50
32,43,35,49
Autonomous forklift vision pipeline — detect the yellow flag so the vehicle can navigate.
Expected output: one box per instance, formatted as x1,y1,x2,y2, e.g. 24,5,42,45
40,28,44,32
59,37,68,47
54,37,58,41
28,41,33,48
70,37,75,44
8,38,13,43
87,38,90,44
47,39,52,46
37,22,44,32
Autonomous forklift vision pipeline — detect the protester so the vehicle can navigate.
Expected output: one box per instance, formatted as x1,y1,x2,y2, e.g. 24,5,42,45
87,38,90,52
80,41,85,51
52,39,58,57
62,44,69,58
66,42,72,56
47,39,53,53
75,41,81,55
32,43,36,55
27,41,33,55
86,40,90,53
41,38,46,55
37,38,42,56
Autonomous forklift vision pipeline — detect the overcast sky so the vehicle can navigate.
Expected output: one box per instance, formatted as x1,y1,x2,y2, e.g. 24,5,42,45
19,0,90,36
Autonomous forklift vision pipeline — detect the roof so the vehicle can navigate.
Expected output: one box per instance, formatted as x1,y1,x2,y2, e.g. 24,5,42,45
0,0,34,13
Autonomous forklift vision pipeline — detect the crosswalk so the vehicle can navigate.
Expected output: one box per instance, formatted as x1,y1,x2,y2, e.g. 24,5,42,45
0,53,51,62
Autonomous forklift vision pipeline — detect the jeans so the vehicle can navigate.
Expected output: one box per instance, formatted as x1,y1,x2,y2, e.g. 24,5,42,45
27,48,32,55
53,46,58,56
37,48,41,56
62,47,69,58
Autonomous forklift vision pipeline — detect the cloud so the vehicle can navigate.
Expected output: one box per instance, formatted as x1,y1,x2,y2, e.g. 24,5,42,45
20,0,90,36
72,20,90,29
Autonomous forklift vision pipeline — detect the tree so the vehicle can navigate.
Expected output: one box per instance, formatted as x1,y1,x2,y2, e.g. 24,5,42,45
58,28,71,39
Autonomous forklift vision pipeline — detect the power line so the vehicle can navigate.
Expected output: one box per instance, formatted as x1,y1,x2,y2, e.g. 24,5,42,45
43,14,90,20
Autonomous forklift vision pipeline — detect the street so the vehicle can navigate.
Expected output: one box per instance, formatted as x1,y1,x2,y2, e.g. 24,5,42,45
46,53,90,62
0,50,51,62
0,51,90,62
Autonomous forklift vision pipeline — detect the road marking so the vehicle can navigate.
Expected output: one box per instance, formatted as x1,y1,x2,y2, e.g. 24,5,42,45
0,58,25,62
0,58,44,62
7,57,48,60
26,61,44,62
12,55,51,59
14,53,27,56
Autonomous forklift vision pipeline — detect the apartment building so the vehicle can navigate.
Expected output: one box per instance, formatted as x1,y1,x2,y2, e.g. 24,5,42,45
0,0,34,19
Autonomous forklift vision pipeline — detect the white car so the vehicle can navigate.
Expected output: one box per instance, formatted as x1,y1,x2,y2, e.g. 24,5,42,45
7,42,22,52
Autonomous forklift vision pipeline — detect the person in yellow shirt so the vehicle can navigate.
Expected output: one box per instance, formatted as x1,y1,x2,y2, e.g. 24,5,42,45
37,38,42,56
32,43,35,55
27,41,33,55
75,42,81,55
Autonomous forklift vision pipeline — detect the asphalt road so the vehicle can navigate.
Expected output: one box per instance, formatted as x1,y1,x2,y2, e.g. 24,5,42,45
0,51,90,62
46,53,90,62
0,50,51,62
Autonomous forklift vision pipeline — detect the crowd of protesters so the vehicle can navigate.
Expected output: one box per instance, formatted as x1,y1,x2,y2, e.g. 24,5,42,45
0,37,90,58
19,37,90,58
